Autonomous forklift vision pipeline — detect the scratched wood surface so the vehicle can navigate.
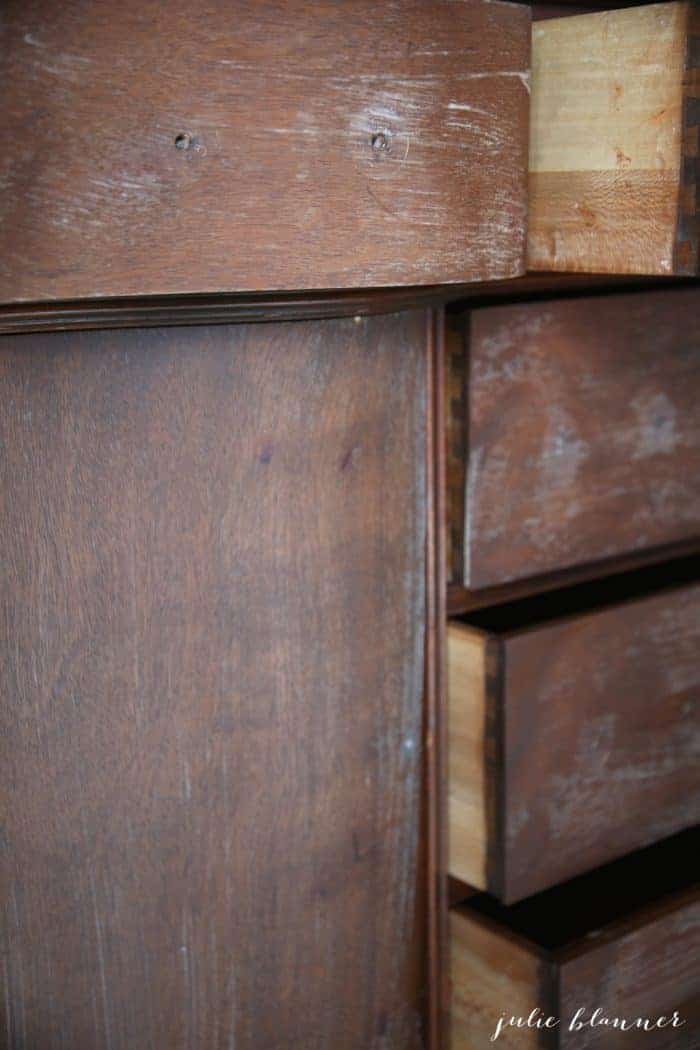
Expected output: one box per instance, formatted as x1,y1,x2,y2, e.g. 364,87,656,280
528,1,700,275
0,0,530,303
0,314,427,1049
452,580,700,903
452,832,700,1049
558,889,700,1049
453,289,700,591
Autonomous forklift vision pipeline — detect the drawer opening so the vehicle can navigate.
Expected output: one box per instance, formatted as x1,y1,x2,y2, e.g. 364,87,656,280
450,828,700,1050
448,558,700,901
455,551,700,637
452,824,699,952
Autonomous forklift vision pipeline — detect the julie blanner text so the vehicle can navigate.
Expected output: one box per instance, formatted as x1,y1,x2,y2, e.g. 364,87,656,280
491,1007,686,1042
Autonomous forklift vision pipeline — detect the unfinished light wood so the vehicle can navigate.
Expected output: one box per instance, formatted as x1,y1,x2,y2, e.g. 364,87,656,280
450,911,543,1050
448,577,700,902
448,625,489,892
528,1,700,274
0,0,530,302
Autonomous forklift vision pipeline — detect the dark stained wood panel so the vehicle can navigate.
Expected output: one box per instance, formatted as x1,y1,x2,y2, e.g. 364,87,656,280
502,582,700,901
559,889,700,1049
459,289,700,590
0,314,428,1048
449,569,700,902
0,0,530,303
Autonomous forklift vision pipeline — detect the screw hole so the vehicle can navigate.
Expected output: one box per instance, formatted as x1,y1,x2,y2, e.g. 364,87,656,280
175,132,192,150
371,131,391,153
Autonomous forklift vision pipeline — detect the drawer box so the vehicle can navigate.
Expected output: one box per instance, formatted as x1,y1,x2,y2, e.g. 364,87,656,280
0,0,530,301
451,830,700,1050
449,570,700,902
528,1,700,275
447,290,700,592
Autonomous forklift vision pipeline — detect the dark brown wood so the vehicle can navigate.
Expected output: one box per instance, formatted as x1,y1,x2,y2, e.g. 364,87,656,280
558,888,700,1049
0,0,530,303
675,1,700,273
424,308,448,1050
450,577,700,903
0,314,429,1049
502,581,700,901
448,537,700,615
1,276,698,340
452,831,700,1049
451,288,700,592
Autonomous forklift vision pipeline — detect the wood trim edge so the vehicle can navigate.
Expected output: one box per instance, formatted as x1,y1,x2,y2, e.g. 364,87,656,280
426,306,448,1050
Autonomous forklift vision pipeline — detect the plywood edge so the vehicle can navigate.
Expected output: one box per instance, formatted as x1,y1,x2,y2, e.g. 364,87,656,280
450,907,544,1050
448,623,490,890
528,2,691,274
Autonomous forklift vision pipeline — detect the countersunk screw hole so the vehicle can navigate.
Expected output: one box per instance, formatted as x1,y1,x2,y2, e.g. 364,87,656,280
175,132,192,150
371,131,390,153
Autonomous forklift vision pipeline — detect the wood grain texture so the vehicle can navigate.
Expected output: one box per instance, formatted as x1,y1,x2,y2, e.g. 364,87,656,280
449,580,700,903
457,289,700,591
502,582,700,901
0,314,428,1049
451,842,700,1050
528,1,700,275
450,910,545,1050
445,317,467,586
0,0,530,303
447,626,489,891
558,889,700,1049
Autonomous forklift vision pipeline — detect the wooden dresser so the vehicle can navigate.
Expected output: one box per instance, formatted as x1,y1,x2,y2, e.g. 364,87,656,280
1,1,698,1048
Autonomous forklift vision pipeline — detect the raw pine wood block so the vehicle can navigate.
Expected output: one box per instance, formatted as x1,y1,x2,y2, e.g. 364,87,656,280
0,0,530,301
528,1,700,274
451,832,700,1050
448,577,700,903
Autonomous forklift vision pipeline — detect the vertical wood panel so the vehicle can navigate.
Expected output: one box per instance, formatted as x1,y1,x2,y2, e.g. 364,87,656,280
0,314,427,1048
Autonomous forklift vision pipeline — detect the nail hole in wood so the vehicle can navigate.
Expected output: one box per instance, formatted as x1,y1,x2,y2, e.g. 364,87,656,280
371,131,391,153
175,132,192,150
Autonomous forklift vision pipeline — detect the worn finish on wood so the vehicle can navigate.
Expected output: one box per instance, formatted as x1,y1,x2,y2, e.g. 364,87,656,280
448,580,700,902
451,839,700,1050
445,317,467,586
528,2,700,275
424,308,448,1050
558,891,700,1049
451,289,700,591
448,538,700,616
0,315,428,1049
0,0,530,303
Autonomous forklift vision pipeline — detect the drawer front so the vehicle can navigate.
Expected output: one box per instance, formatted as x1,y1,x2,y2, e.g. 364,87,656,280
451,846,700,1050
528,1,700,276
0,0,530,301
449,581,700,902
558,893,700,1049
457,289,700,590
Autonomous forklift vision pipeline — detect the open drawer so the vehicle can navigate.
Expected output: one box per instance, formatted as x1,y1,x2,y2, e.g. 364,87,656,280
528,0,700,275
448,559,700,902
451,829,700,1050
